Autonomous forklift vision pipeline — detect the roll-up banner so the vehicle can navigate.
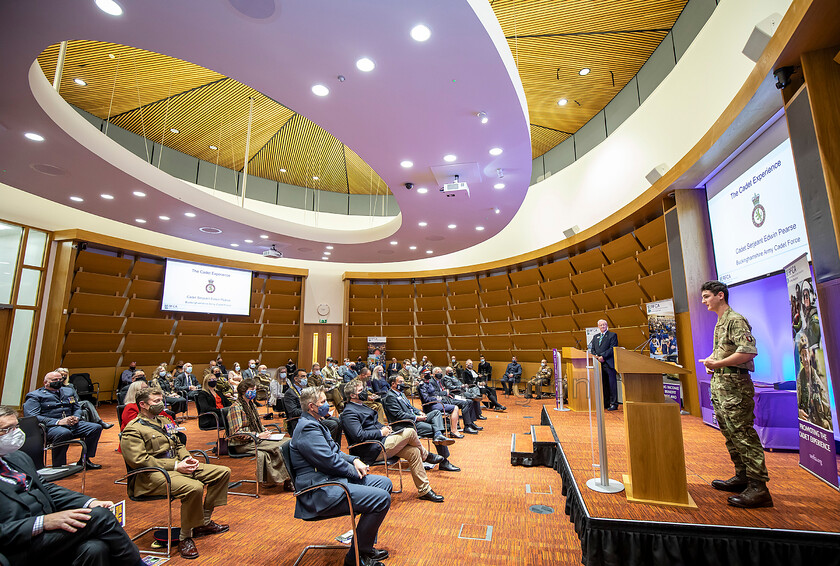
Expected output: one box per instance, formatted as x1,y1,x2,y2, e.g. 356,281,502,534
785,253,839,489
647,299,681,405
367,337,386,368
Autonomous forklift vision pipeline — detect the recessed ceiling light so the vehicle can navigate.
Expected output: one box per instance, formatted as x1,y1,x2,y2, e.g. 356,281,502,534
73,78,87,86
356,57,375,72
411,24,431,42
95,0,123,16
279,168,286,173
476,226,485,231
494,208,500,214
443,154,456,162
260,234,268,239
322,256,329,260
447,224,457,229
312,176,319,180
494,183,505,189
209,145,218,150
100,193,114,200
230,243,239,247
135,218,146,224
325,245,334,250
426,249,433,254
199,227,222,234
244,239,253,243
132,190,146,197
324,251,331,255
400,160,413,168
312,84,329,97
418,221,427,227
24,132,44,142
417,187,428,194
169,128,179,134
558,98,568,106
489,147,503,156
159,215,170,221
477,111,488,124
184,212,196,217
579,67,591,76
390,241,398,245
409,246,417,250
70,196,84,202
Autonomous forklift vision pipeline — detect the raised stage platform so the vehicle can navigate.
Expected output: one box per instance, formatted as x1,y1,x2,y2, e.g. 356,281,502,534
535,404,840,566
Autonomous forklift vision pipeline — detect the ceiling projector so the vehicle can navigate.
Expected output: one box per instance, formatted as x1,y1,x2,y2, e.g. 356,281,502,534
262,245,283,259
440,175,470,198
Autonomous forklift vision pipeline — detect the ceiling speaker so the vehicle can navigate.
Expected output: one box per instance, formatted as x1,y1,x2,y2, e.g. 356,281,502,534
742,13,782,63
645,163,669,185
563,225,580,239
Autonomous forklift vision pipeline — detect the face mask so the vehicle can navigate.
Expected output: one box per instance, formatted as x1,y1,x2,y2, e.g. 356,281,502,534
541,363,546,367
446,372,453,376
452,359,456,363
149,403,165,415
412,362,417,366
185,367,193,374
300,378,308,388
398,383,409,391
280,372,287,379
250,364,256,369
345,362,351,366
234,365,240,371
317,401,331,418
0,428,25,456
314,370,321,375
357,391,368,402
434,373,443,379
208,379,217,387
480,359,485,363
159,371,167,377
244,389,257,401
46,379,62,390
213,372,221,378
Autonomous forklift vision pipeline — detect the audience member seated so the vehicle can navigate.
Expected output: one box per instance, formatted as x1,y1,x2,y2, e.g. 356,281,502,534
382,375,460,472
151,364,188,415
285,370,342,445
285,359,297,378
289,386,392,566
309,363,345,413
269,368,287,414
477,356,492,385
449,356,464,381
501,356,523,396
370,366,389,396
242,359,258,381
196,374,231,431
0,406,143,566
434,369,481,433
254,364,272,401
322,358,341,385
443,366,486,422
119,381,149,429
525,359,553,399
119,361,137,388
418,371,466,438
352,368,387,423
23,371,102,470
341,381,445,502
337,358,357,382
462,359,506,411
228,379,291,489
211,367,235,401
228,362,244,390
386,358,402,376
121,388,231,560
58,367,114,429
174,362,201,401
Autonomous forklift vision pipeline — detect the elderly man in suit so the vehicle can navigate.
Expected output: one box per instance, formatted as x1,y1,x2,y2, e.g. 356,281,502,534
284,369,342,445
289,386,392,566
590,319,620,410
23,372,102,469
121,388,231,560
0,405,142,566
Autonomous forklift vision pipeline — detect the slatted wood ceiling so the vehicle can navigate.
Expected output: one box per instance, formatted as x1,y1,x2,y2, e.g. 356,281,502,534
491,0,688,158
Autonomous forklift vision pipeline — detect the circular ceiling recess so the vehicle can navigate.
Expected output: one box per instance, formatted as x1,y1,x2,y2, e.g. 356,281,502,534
198,226,223,234
30,163,68,176
228,0,275,20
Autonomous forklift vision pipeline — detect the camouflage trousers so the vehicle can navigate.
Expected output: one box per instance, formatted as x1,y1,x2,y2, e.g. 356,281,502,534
710,372,769,482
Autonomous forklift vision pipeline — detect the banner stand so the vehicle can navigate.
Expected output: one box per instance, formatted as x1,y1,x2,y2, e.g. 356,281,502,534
586,353,624,494
552,348,570,412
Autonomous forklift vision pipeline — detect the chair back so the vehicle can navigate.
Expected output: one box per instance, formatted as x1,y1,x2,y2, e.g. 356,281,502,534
18,416,47,469
69,373,93,394
116,405,127,427
195,393,226,431
279,440,297,489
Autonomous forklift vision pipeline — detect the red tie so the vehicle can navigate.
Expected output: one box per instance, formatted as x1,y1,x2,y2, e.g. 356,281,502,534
0,457,27,489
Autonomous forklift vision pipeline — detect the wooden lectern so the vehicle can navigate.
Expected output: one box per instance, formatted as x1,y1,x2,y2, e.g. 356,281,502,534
561,347,595,412
614,348,695,508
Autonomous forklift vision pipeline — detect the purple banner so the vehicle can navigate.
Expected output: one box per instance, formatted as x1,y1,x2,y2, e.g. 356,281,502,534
552,348,561,407
663,382,681,406
799,421,838,482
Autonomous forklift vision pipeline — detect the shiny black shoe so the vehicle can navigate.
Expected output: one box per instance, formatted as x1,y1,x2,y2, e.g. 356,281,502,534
424,453,445,465
439,460,461,472
419,489,444,502
100,422,115,429
472,425,483,431
464,426,479,434
345,552,383,566
363,548,390,561
81,459,102,470
476,415,487,420
433,434,455,446
607,404,619,411
450,432,465,439
495,405,507,411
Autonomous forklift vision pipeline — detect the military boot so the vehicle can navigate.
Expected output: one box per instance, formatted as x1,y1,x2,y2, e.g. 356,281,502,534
711,473,748,492
727,480,773,508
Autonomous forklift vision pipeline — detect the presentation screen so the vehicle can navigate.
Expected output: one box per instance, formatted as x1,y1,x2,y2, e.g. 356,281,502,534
162,259,251,316
707,139,809,286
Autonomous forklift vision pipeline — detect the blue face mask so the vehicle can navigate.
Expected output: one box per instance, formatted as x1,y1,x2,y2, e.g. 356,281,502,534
317,401,330,418
300,378,308,388
244,389,257,401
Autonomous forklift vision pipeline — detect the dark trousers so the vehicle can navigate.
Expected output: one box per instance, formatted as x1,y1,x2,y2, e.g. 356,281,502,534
9,506,142,566
326,475,392,557
415,411,450,459
602,366,618,407
480,386,502,408
449,398,475,426
77,401,103,425
501,377,518,395
46,421,102,465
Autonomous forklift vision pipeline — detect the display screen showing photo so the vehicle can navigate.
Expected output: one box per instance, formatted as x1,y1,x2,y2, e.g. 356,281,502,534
162,259,251,316
707,139,809,286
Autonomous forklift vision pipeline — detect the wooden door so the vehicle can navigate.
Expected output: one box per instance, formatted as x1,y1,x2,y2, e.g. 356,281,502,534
300,324,343,371
0,307,13,398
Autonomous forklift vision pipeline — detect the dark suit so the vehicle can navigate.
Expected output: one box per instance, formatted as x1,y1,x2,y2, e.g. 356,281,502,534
284,385,342,445
387,362,402,376
23,387,102,466
173,372,200,400
419,378,476,427
382,389,450,459
590,330,619,407
289,412,391,557
339,402,386,462
0,451,141,566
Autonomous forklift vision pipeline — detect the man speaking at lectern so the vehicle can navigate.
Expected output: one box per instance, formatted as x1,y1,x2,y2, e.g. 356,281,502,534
590,320,619,411
700,280,772,509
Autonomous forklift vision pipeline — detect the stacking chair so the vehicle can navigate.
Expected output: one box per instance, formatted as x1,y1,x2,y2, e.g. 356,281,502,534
345,439,403,494
18,416,87,493
69,373,100,406
226,423,284,498
279,442,360,566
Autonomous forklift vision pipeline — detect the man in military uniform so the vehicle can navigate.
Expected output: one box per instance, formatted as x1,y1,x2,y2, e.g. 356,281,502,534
23,371,103,469
524,359,552,399
797,341,832,430
700,280,772,508
121,387,231,559
309,362,345,413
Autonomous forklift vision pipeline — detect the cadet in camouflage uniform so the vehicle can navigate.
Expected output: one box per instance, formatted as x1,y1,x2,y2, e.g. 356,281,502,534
797,343,832,430
524,359,553,399
700,280,772,508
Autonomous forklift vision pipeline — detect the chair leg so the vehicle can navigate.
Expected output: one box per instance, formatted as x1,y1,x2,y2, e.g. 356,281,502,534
227,456,260,498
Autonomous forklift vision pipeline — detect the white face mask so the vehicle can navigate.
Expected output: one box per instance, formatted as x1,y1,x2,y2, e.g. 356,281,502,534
234,365,240,371
0,428,25,456
159,371,167,377
185,367,192,373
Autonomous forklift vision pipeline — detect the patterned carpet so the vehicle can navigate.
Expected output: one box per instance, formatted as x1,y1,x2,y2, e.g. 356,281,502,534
50,397,840,565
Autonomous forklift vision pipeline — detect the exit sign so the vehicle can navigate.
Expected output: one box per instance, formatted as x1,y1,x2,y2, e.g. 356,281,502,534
319,319,327,323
